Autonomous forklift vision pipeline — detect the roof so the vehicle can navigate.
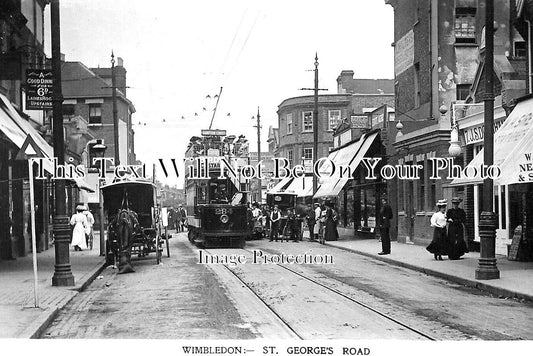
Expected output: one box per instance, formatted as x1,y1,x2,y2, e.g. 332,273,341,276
61,62,136,112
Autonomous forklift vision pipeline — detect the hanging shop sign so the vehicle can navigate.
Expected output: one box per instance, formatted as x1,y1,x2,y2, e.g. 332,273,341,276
25,69,53,110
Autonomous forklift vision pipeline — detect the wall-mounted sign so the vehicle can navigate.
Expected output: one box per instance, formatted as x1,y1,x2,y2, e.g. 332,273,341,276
462,118,505,145
350,115,369,129
25,69,53,110
394,30,414,76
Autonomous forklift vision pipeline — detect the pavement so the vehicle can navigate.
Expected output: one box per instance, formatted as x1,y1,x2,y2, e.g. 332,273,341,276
323,229,533,302
1,228,532,339
0,232,107,338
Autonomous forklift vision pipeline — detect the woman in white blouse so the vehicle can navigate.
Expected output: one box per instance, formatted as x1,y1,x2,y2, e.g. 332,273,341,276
426,199,449,260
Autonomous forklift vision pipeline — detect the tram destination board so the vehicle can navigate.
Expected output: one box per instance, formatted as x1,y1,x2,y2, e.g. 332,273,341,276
25,69,53,110
201,129,226,136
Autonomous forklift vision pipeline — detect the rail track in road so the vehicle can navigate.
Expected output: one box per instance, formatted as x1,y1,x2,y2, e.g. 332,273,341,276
200,247,437,340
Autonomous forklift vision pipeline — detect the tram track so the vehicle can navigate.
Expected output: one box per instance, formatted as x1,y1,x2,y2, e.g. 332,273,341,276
199,246,436,340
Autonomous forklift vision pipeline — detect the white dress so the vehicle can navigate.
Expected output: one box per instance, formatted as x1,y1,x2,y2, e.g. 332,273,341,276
70,212,88,249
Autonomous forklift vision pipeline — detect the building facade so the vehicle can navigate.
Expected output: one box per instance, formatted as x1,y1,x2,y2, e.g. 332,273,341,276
61,58,137,167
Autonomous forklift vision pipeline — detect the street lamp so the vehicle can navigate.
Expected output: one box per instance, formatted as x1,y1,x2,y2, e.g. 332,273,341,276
444,103,484,158
92,143,107,256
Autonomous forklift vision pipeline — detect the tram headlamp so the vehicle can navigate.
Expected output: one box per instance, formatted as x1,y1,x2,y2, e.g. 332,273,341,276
220,214,229,224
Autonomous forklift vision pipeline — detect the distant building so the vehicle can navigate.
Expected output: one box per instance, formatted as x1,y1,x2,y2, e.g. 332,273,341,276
61,58,137,167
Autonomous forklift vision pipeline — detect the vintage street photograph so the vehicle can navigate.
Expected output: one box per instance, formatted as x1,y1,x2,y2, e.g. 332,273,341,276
1,0,533,353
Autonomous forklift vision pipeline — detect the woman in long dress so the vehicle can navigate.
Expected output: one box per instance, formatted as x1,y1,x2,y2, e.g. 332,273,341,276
324,202,339,243
70,205,88,251
426,199,448,260
446,197,468,260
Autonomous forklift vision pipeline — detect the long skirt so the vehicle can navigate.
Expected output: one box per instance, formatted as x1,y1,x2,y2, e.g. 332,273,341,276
426,227,448,255
447,222,468,259
71,223,87,249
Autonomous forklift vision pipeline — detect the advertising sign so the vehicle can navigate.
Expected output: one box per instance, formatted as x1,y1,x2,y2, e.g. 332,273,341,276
201,129,226,136
350,115,369,129
25,69,53,110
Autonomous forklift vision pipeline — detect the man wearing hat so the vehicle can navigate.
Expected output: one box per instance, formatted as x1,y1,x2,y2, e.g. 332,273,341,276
378,196,393,255
306,204,316,241
446,197,468,259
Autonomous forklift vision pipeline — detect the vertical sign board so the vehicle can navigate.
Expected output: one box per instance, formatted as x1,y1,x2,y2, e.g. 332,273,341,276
25,69,53,110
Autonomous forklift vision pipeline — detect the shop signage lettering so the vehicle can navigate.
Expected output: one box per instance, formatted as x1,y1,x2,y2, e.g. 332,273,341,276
25,69,53,110
463,119,504,145
518,152,533,182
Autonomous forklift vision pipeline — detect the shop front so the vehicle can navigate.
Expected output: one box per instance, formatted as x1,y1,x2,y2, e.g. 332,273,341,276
450,96,533,260
314,130,384,239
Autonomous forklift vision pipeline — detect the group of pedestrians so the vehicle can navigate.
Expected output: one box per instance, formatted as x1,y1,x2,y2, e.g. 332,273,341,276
427,197,468,260
70,204,95,251
168,205,188,232
268,205,302,242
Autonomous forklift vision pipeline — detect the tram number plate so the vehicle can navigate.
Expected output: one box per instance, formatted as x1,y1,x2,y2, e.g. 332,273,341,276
215,208,230,215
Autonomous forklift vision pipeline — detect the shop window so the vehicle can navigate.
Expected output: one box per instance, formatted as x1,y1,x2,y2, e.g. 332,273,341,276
328,110,341,131
286,113,293,134
89,104,102,124
302,111,313,132
455,8,476,44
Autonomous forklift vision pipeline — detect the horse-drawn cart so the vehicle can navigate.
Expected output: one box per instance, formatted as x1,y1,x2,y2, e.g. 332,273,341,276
102,180,170,273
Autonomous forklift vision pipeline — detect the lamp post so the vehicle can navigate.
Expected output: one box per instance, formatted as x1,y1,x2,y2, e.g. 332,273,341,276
477,0,500,280
92,143,107,256
50,0,75,287
446,102,485,158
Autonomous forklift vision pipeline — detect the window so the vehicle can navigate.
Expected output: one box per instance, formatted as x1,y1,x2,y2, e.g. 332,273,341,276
455,8,476,44
302,111,313,132
328,110,341,131
418,164,425,211
63,104,75,116
89,104,102,124
303,147,313,160
514,41,527,57
456,84,471,100
286,113,293,134
288,150,293,166
414,63,421,108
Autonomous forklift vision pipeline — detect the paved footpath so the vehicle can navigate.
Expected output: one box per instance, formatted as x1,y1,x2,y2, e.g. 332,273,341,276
324,231,533,302
0,233,106,338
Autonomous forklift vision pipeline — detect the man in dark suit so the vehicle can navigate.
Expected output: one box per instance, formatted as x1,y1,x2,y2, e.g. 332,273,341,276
378,197,393,255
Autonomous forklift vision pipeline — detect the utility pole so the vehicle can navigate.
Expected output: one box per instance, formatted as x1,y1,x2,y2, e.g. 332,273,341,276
300,53,327,198
111,52,119,165
253,107,262,202
476,0,499,280
50,0,75,287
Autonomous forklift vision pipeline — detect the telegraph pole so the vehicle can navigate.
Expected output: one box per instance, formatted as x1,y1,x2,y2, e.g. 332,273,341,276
300,53,327,197
476,0,499,280
253,107,262,202
50,0,75,287
111,52,119,165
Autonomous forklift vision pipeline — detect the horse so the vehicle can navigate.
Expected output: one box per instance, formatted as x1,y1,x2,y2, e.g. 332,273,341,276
112,208,140,274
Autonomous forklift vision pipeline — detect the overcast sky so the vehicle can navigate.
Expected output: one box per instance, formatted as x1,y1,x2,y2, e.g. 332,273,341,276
46,0,394,187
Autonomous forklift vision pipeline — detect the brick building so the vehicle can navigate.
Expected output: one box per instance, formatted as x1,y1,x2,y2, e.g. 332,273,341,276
387,0,528,252
61,58,137,167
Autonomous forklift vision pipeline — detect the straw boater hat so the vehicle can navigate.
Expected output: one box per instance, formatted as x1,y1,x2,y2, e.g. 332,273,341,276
436,199,447,207
451,197,462,204
76,204,86,211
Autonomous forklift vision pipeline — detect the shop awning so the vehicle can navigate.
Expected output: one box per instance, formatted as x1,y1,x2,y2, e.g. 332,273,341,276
267,176,293,194
283,176,313,197
314,131,379,199
0,93,54,174
70,177,96,192
449,97,533,186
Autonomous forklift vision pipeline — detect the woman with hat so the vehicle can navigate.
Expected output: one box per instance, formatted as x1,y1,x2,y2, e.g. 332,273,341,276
426,199,449,260
446,197,468,260
70,205,89,251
